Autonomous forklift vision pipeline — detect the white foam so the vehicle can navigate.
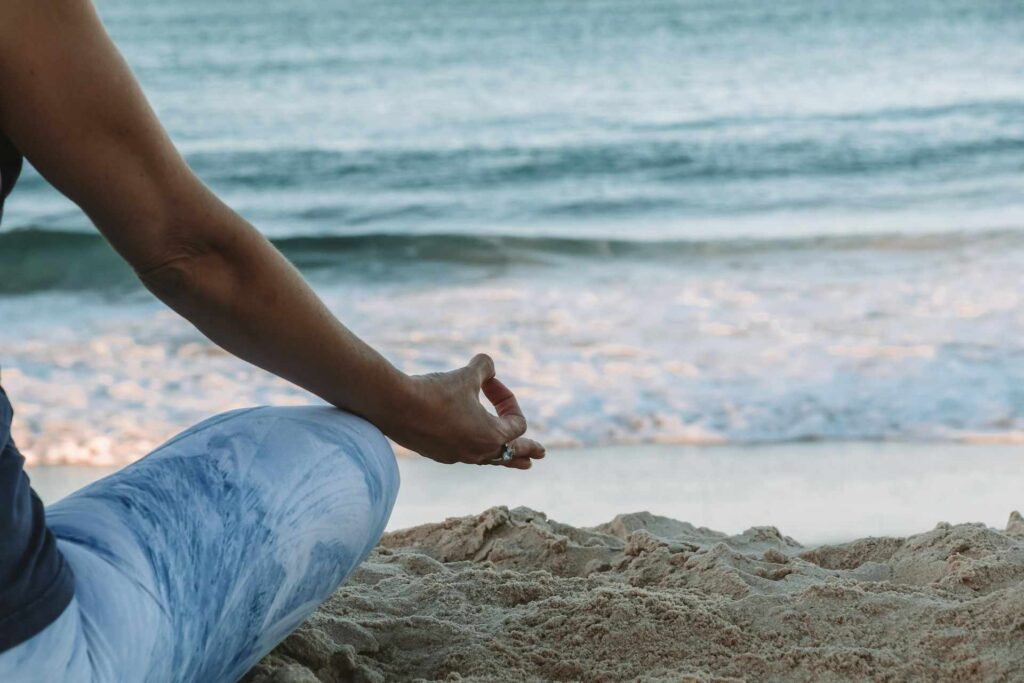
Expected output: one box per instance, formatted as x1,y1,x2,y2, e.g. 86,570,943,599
5,238,1024,465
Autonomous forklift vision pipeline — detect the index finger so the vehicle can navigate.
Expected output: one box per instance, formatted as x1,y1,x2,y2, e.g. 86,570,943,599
482,377,527,438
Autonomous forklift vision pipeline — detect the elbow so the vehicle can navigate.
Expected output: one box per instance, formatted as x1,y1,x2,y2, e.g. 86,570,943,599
134,224,215,303
132,212,262,309
135,230,247,312
136,252,202,304
131,215,213,302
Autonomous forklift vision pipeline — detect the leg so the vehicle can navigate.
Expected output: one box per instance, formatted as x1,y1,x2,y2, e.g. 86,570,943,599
34,406,399,683
0,596,91,681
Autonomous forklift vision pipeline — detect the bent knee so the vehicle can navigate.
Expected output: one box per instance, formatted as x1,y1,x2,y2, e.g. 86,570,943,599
246,406,399,507
151,405,399,524
260,405,395,470
245,407,400,551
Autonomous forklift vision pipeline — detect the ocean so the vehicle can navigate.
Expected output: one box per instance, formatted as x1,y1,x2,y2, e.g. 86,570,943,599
2,0,1023,464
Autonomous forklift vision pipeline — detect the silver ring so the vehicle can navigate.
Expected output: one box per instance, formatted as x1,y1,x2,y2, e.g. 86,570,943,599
482,442,516,466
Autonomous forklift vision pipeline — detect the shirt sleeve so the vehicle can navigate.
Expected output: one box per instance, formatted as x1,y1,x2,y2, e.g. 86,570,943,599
0,388,75,652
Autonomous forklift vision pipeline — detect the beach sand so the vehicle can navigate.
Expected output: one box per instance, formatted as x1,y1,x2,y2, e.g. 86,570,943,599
245,505,1024,683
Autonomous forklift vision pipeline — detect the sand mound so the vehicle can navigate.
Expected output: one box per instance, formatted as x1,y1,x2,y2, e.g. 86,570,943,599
245,507,1024,682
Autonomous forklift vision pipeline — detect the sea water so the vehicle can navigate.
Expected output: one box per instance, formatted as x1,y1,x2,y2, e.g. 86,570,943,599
2,0,1024,464
26,442,1024,544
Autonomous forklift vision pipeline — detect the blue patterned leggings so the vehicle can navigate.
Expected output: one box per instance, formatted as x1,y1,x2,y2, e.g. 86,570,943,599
0,406,400,682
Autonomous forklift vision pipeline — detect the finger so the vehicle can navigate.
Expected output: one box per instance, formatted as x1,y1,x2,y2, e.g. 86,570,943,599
477,437,543,468
482,377,527,438
497,437,545,470
502,457,533,470
467,353,496,386
508,437,545,460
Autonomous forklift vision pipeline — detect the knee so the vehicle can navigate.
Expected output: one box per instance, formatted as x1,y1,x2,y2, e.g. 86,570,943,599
242,407,400,564
150,405,400,533
244,406,400,517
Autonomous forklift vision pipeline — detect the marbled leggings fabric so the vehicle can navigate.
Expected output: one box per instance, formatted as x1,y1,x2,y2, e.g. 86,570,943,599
0,406,400,682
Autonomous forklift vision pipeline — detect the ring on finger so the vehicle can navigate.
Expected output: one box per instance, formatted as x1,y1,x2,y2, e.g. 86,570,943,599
481,442,516,466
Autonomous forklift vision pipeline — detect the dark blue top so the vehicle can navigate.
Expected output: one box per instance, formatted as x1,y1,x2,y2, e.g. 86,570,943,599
0,132,21,222
0,135,76,651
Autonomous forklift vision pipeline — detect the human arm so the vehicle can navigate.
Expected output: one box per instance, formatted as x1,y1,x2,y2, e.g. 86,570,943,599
0,0,544,468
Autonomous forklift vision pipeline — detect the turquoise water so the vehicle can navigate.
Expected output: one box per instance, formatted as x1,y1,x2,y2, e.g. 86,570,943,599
6,0,1022,241
2,0,1024,462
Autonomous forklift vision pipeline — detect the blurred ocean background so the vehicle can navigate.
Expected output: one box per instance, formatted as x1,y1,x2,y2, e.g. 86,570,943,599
3,0,1024,465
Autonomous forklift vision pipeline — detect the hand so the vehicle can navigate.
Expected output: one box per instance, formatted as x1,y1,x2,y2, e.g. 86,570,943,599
382,354,545,470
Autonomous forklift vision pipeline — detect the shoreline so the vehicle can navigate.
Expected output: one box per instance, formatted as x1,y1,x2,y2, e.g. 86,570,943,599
30,440,1024,546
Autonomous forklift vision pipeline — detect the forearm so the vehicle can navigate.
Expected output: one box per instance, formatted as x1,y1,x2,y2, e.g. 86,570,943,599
0,0,546,470
138,195,412,429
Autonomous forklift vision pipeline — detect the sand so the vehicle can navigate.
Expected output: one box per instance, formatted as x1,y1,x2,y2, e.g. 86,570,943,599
245,506,1024,682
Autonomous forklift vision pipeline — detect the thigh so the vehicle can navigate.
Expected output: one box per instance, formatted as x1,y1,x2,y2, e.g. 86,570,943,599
0,596,92,682
46,406,400,683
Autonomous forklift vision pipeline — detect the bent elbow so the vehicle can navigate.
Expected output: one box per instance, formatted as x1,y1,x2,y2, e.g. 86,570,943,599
136,253,201,303
131,214,264,311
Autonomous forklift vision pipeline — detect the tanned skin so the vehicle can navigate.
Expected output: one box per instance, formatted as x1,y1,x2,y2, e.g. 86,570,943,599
0,0,544,469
